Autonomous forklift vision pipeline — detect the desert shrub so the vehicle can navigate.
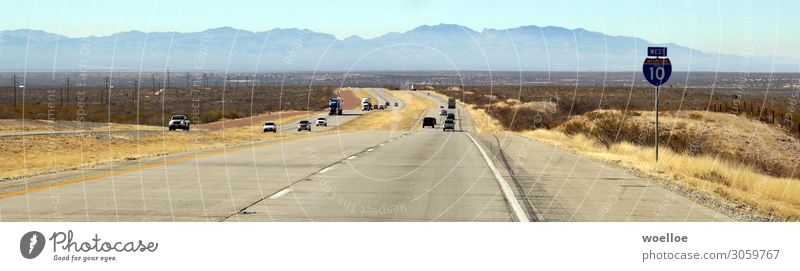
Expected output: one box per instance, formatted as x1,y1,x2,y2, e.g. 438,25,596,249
560,111,712,153
486,102,567,131
694,170,731,187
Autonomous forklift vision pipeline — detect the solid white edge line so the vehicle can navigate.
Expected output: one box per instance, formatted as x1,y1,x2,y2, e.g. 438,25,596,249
269,187,293,199
465,133,530,222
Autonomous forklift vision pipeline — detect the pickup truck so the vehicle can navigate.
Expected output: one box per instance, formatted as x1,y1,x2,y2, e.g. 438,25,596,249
168,115,191,131
263,122,277,133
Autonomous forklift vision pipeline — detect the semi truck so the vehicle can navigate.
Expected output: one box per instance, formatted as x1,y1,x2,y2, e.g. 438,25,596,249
447,97,456,109
361,97,372,111
329,98,343,115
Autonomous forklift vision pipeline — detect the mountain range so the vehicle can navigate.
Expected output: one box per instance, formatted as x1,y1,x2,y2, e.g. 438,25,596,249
0,24,796,72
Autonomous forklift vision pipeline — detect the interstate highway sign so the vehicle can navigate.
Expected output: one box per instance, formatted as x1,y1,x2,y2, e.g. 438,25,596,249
642,57,672,86
647,47,668,57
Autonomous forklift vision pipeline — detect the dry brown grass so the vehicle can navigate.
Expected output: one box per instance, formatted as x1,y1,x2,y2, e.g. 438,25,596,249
458,102,800,220
560,110,800,178
0,125,297,180
464,104,504,133
524,128,800,220
0,119,163,132
340,91,435,131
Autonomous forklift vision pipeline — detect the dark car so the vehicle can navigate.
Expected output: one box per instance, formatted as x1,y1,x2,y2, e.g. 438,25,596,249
443,120,455,132
446,113,455,120
297,120,311,131
422,117,436,128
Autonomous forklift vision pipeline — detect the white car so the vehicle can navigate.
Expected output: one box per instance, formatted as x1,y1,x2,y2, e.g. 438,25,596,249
168,115,191,131
439,109,448,116
263,122,277,133
316,117,327,126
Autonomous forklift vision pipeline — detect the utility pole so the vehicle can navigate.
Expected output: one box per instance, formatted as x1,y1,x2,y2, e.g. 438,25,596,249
152,74,156,91
166,69,170,89
185,72,190,89
134,78,139,103
66,77,70,106
104,76,110,107
12,74,17,108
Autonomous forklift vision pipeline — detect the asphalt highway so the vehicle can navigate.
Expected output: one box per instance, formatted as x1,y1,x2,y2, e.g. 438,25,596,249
0,89,731,221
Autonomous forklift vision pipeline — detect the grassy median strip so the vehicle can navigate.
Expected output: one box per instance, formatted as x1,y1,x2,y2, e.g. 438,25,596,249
0,124,298,181
340,91,435,131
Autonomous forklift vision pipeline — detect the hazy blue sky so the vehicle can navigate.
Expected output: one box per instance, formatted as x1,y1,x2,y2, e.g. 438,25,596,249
3,0,798,58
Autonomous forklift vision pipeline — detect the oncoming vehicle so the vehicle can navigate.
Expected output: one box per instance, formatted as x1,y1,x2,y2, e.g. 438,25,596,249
168,115,191,131
328,97,344,115
297,120,311,131
316,117,327,126
443,119,455,132
422,117,436,128
263,122,277,133
379,104,385,110
361,97,372,111
439,109,448,116
394,102,399,107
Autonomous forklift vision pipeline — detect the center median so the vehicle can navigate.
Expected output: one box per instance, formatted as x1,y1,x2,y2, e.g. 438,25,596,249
339,90,436,131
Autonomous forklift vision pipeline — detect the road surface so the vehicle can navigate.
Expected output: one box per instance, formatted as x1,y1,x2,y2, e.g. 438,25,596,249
0,89,732,221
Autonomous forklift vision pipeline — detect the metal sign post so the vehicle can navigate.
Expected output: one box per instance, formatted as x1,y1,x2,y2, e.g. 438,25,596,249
642,47,672,161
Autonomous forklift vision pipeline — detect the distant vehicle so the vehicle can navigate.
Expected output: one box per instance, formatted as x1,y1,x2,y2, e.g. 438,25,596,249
384,102,390,106
439,109,448,116
446,113,455,120
443,120,455,132
297,120,311,131
316,117,327,126
373,104,379,110
440,106,444,109
447,97,456,109
379,104,385,110
168,114,191,131
263,122,277,133
328,98,343,115
422,117,436,128
394,102,399,107
361,98,372,111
